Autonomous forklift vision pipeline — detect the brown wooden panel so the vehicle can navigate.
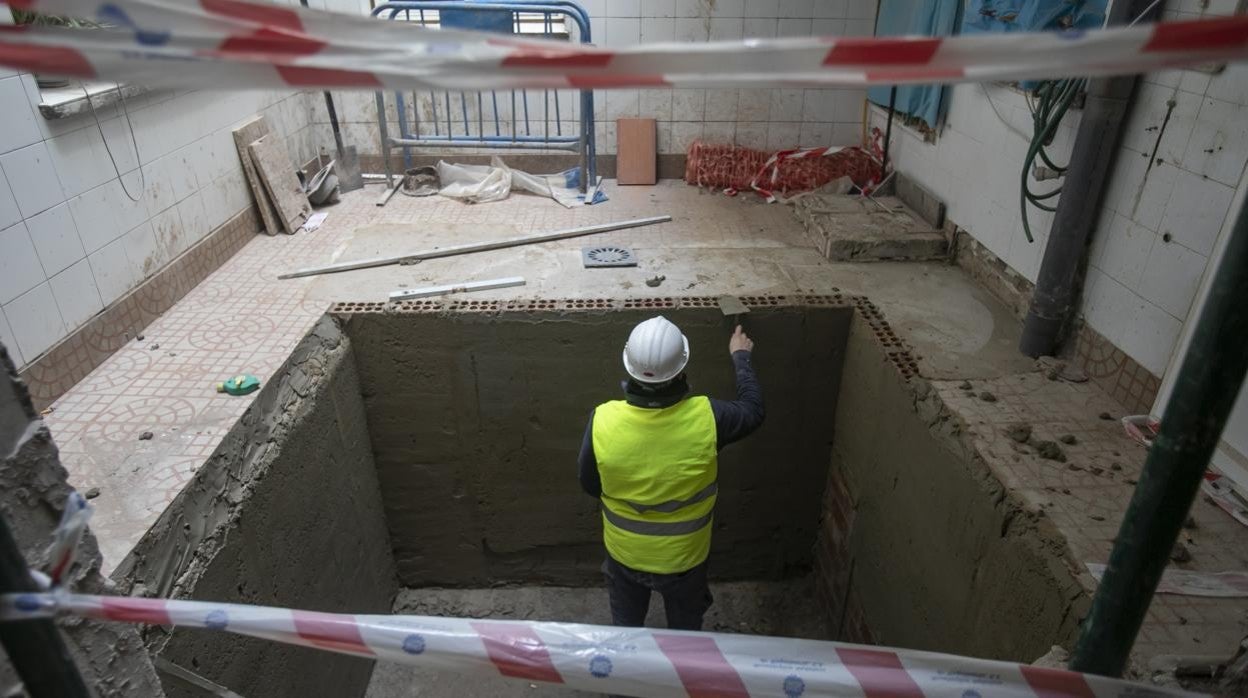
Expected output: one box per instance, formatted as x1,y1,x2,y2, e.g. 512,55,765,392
232,116,282,236
616,118,656,185
248,136,310,235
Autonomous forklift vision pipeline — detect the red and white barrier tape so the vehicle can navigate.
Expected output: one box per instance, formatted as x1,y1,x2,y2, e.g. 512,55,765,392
0,590,1196,697
0,0,1247,90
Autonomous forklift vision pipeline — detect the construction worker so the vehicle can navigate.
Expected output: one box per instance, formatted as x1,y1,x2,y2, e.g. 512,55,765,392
578,316,764,630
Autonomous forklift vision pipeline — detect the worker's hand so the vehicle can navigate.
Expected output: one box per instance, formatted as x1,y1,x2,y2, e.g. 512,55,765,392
729,325,754,355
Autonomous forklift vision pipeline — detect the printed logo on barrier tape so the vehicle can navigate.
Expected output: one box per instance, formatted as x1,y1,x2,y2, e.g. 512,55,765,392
402,634,426,655
589,655,613,678
97,4,172,47
205,609,229,630
783,674,805,697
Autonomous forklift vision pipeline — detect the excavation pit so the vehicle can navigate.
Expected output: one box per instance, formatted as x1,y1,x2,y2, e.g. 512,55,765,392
119,298,1084,697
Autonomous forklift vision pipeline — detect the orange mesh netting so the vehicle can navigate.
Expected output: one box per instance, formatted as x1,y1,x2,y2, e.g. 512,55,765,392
683,140,880,197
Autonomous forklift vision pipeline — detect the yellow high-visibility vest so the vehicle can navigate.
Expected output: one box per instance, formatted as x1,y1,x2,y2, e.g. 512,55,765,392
591,396,717,574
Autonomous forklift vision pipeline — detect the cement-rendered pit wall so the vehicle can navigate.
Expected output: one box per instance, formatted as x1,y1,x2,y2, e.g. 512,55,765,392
816,313,1085,662
116,317,398,698
342,306,853,587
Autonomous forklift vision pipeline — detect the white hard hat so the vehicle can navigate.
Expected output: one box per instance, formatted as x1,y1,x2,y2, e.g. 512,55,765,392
623,316,690,384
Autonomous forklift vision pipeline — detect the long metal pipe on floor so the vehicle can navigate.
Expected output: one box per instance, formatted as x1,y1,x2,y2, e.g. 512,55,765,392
1069,194,1248,676
278,215,671,279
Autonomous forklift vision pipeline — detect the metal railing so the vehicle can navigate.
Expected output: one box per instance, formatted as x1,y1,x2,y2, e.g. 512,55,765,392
370,1,596,193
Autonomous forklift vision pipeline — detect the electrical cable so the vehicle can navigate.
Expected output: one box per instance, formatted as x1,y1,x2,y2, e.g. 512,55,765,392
1020,76,1084,242
83,83,146,202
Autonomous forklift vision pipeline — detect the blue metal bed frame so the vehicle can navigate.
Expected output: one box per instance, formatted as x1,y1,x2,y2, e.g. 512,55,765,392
371,0,596,194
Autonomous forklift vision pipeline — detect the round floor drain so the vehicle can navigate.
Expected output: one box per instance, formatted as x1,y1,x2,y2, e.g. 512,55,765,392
582,245,637,268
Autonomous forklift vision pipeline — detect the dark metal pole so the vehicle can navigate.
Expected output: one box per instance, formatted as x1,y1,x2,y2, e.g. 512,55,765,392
1069,194,1248,676
0,513,91,697
1018,0,1162,358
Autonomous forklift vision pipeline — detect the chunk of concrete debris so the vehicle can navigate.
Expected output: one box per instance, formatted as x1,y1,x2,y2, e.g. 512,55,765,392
1090,515,1106,521
138,431,153,441
84,487,100,499
1170,542,1192,563
979,391,997,403
1036,356,1089,383
1034,440,1066,461
1031,646,1070,668
958,380,972,390
1099,411,1114,420
1111,463,1122,471
645,274,666,288
1059,434,1078,445
1005,423,1032,443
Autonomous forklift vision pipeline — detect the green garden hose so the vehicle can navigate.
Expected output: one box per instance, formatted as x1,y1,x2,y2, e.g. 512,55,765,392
1021,77,1086,242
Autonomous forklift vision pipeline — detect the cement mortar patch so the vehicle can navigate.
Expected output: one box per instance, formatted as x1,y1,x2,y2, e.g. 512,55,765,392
343,304,853,587
113,317,397,698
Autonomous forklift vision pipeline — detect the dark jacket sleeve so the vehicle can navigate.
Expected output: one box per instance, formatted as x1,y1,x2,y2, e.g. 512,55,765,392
578,408,602,497
709,350,765,450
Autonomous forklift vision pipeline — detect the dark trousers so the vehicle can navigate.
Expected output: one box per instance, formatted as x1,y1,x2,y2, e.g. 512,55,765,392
603,556,713,631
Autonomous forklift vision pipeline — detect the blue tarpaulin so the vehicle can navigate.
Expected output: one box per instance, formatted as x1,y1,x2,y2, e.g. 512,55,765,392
961,0,1108,35
866,0,962,129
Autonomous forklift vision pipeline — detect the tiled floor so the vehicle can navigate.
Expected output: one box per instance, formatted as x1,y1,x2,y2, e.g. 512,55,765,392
40,179,1248,670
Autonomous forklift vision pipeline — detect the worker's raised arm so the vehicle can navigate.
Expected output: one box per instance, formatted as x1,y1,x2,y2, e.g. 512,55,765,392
577,409,602,497
709,325,765,450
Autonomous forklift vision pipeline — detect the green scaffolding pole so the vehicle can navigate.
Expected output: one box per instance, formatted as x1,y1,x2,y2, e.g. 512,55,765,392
1069,195,1248,676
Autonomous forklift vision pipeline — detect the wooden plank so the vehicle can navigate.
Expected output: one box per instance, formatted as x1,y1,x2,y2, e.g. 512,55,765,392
616,118,656,185
231,116,282,236
248,136,311,236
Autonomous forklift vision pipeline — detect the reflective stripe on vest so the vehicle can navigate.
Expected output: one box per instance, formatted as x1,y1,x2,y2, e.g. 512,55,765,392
592,396,718,574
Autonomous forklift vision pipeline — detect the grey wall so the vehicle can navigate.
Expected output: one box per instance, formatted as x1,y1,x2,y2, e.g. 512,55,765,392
114,317,397,698
344,307,852,587
0,344,165,697
817,315,1086,661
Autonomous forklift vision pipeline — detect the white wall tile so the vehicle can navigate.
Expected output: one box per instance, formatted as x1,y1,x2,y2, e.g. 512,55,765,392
745,0,780,17
3,283,66,362
1121,296,1183,376
607,0,640,16
88,236,138,306
45,125,118,199
176,191,209,246
0,169,19,231
738,89,771,121
1205,62,1248,107
744,18,777,37
735,121,768,148
671,122,703,151
640,0,675,17
1184,97,1248,187
0,142,64,218
639,90,673,121
778,0,814,18
49,258,103,331
672,89,706,121
604,17,641,47
672,17,706,41
1090,212,1153,290
26,203,84,277
605,90,641,120
814,0,848,18
709,0,744,17
640,16,675,42
0,222,44,306
767,122,801,150
844,18,874,35
703,121,735,143
1081,269,1135,345
1137,239,1208,319
800,122,833,146
122,221,160,279
1157,169,1235,256
777,18,812,36
769,89,804,122
846,0,878,20
152,206,186,263
830,122,862,146
0,76,42,155
709,17,744,40
812,18,846,34
0,308,21,367
704,89,738,121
